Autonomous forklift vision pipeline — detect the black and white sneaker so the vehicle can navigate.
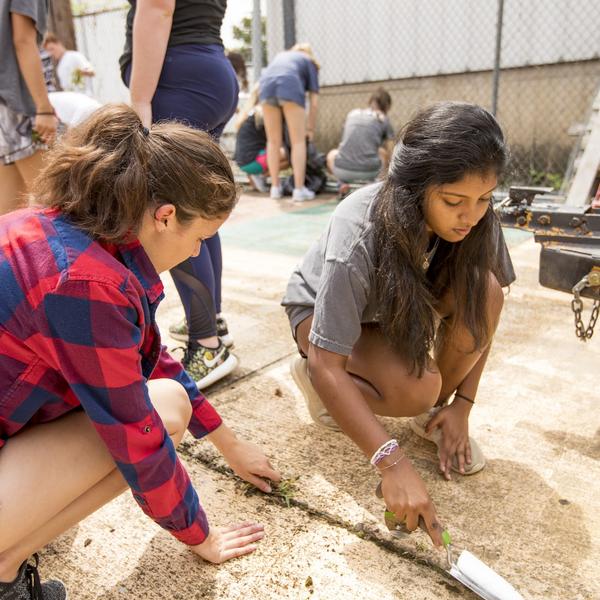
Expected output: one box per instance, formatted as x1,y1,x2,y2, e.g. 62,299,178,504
0,555,67,600
216,315,234,348
182,341,238,390
169,317,234,348
168,318,189,342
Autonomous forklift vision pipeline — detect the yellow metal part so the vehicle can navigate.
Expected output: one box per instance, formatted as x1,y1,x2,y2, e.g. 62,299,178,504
588,266,600,287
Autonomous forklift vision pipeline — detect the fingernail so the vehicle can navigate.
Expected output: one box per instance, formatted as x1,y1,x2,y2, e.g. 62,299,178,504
265,485,272,493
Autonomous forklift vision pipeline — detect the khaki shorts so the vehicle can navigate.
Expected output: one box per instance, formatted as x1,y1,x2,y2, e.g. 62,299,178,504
284,304,314,357
0,101,45,165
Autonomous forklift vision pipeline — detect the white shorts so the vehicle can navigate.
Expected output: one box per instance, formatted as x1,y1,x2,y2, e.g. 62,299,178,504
0,101,46,165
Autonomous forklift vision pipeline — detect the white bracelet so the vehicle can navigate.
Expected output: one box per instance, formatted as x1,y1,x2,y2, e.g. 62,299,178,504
370,439,400,467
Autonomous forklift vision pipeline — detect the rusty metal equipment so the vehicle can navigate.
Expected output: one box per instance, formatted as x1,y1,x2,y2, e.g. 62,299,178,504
496,186,600,340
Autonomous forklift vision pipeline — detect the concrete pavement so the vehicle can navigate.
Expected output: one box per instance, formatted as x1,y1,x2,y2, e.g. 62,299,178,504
42,191,600,599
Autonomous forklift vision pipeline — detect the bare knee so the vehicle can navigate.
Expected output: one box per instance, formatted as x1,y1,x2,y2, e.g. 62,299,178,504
326,149,338,173
380,366,441,417
151,381,192,446
487,272,504,318
171,387,192,444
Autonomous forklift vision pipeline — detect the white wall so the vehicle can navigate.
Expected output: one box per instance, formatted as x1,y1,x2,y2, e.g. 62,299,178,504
73,8,130,103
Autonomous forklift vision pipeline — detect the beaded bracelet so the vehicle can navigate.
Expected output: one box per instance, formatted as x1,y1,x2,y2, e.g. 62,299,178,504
455,392,475,404
370,439,400,467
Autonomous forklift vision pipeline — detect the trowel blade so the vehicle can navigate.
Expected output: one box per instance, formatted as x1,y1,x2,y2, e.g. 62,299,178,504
448,566,503,600
448,550,524,600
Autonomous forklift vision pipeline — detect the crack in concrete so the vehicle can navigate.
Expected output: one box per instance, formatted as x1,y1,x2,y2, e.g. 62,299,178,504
191,351,470,595
179,441,464,596
206,351,297,395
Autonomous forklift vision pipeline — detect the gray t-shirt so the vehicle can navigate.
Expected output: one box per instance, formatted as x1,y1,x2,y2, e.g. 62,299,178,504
282,182,516,356
334,109,395,172
0,0,48,115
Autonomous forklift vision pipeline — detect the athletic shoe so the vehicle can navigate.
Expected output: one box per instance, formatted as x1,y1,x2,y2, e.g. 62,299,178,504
292,186,316,202
289,356,340,431
409,407,486,474
182,341,238,390
216,315,234,348
169,318,189,342
169,318,234,348
0,554,68,599
270,185,283,199
249,174,269,193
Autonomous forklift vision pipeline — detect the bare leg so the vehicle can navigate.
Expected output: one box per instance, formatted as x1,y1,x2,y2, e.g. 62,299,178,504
326,148,339,174
0,163,26,215
295,274,504,417
14,150,46,198
434,273,504,402
0,379,192,581
281,101,307,190
279,147,290,170
296,319,440,418
262,103,283,189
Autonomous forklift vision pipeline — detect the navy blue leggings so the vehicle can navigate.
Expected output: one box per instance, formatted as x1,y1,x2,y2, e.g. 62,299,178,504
126,44,237,339
170,235,222,338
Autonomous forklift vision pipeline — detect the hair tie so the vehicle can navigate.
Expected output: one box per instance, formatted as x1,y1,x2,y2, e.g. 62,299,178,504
140,125,149,137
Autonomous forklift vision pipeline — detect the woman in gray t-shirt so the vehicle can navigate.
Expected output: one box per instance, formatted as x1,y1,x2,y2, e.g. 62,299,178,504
326,87,395,190
283,102,515,548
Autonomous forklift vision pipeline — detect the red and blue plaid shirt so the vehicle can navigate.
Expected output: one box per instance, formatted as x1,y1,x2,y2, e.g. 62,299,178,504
0,208,222,545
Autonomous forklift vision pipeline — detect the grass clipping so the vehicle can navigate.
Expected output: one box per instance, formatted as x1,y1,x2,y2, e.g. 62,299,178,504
235,477,300,508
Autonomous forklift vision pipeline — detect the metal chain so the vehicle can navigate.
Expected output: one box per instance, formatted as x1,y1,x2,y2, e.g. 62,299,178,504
571,273,600,341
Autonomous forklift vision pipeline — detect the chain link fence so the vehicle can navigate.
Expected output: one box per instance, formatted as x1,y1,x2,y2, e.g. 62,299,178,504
264,0,600,189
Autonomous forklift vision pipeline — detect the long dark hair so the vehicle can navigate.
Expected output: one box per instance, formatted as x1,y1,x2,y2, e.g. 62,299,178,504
373,102,507,375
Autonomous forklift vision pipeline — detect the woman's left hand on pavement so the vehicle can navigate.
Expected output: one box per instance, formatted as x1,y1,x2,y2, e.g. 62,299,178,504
425,401,472,480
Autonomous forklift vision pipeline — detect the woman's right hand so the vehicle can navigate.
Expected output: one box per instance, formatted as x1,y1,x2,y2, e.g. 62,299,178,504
190,521,265,564
33,113,58,145
380,456,444,547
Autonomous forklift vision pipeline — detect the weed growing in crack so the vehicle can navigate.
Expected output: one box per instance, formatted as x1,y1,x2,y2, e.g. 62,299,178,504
235,477,300,507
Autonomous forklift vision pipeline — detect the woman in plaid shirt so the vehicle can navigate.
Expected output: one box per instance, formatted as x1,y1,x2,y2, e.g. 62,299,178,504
0,104,280,600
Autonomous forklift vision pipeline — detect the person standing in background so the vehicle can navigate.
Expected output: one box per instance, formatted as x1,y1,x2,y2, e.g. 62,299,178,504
120,0,239,390
0,0,58,214
259,43,320,202
43,33,95,96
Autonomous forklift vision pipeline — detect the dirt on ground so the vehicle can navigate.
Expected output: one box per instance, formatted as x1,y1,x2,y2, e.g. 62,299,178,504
41,192,600,600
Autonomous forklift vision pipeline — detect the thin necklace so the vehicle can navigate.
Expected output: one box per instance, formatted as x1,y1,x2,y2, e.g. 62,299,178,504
423,237,440,271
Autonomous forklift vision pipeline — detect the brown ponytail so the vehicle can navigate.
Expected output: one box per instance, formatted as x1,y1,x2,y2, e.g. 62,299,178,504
34,104,237,243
